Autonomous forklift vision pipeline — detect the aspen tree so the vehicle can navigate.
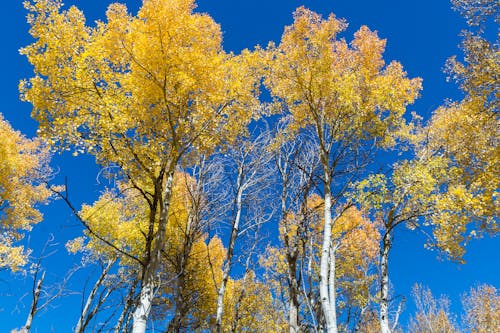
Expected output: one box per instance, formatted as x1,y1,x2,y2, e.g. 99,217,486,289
21,1,261,331
264,7,421,332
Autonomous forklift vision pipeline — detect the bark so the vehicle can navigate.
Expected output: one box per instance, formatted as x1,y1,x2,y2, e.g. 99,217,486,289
215,166,244,333
319,173,338,333
289,296,300,333
380,232,391,333
166,221,195,333
328,242,338,333
115,278,139,333
277,145,301,333
21,271,45,333
75,259,114,333
132,168,176,333
166,272,188,333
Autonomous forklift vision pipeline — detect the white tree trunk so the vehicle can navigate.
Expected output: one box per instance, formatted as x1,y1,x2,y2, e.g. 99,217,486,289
215,172,244,333
289,298,299,333
132,169,175,333
328,243,338,333
75,259,114,333
380,232,391,333
319,174,338,333
132,279,153,333
21,271,45,333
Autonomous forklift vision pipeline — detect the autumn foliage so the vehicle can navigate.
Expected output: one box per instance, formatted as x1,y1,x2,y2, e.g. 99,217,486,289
0,0,497,332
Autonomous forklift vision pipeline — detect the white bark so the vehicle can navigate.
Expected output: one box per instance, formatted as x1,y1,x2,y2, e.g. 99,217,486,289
132,169,175,333
75,259,114,333
132,280,153,333
380,232,391,333
21,271,45,333
289,298,299,333
328,242,338,333
215,169,244,333
319,177,338,333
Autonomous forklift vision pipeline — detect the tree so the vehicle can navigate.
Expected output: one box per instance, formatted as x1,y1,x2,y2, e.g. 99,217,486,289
264,7,421,332
21,1,261,331
408,284,458,333
268,131,321,332
222,270,287,332
462,284,500,333
12,235,79,333
0,113,52,271
425,0,499,248
211,130,275,333
70,171,224,332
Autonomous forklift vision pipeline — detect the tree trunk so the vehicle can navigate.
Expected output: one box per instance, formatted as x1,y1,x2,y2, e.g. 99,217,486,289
21,271,45,333
166,274,188,333
319,171,338,333
380,232,391,333
115,277,139,333
215,168,244,333
132,168,176,333
287,252,300,333
328,243,338,333
289,297,299,333
75,259,114,333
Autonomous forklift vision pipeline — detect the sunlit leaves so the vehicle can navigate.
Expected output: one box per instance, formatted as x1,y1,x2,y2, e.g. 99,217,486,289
21,0,262,182
0,113,52,270
264,7,422,148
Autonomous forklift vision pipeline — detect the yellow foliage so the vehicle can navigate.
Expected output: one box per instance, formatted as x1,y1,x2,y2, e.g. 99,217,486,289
264,7,421,148
222,271,286,332
21,0,262,182
263,194,380,317
0,113,52,271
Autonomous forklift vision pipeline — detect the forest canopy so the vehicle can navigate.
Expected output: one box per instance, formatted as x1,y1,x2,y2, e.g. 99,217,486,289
0,0,498,332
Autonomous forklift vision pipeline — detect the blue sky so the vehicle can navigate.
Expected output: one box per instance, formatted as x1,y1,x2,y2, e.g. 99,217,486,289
0,0,498,331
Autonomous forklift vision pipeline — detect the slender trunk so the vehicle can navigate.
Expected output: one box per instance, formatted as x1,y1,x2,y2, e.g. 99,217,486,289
328,243,338,333
167,222,195,333
230,272,249,333
75,259,114,333
115,277,139,333
289,296,299,333
21,271,45,333
319,168,338,333
287,252,299,333
215,168,244,333
380,232,391,333
166,273,187,333
132,168,176,333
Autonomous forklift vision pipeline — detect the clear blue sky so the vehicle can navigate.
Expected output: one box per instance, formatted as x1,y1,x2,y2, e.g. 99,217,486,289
0,0,498,331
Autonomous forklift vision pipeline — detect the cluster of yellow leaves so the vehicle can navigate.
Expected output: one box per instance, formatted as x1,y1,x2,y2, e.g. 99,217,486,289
0,113,51,271
424,0,499,258
222,271,286,332
426,103,499,256
75,172,195,264
161,235,225,329
264,7,421,148
353,151,489,260
21,0,262,182
332,208,380,309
